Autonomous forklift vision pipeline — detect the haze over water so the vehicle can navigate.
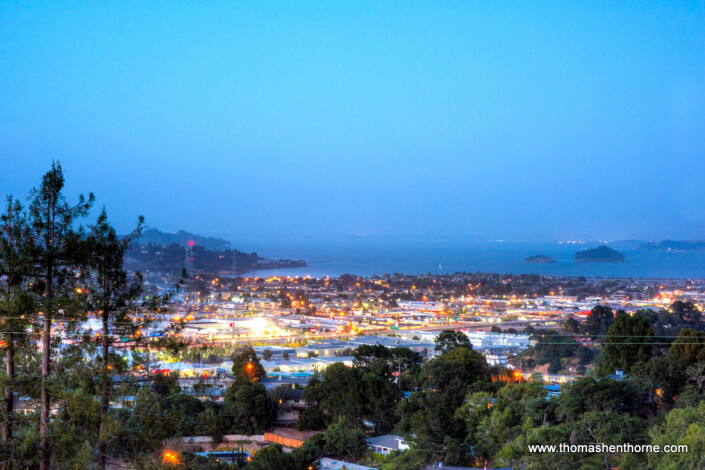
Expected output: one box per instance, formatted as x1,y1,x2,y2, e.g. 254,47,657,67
238,240,705,279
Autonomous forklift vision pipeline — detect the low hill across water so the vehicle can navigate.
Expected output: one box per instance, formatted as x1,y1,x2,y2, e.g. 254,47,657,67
126,229,306,274
138,228,231,251
641,240,705,252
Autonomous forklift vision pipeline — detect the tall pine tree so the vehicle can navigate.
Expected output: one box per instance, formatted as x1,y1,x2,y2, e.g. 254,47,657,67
87,209,150,469
0,195,41,465
27,162,94,470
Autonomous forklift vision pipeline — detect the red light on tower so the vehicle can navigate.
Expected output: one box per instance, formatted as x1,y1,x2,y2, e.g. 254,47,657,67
188,241,194,247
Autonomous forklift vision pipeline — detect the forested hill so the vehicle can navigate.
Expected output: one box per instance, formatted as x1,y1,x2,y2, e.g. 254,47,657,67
137,228,232,250
125,229,306,274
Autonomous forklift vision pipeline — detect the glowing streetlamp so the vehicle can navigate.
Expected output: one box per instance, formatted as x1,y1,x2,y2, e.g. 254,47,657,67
246,363,253,381
163,450,180,465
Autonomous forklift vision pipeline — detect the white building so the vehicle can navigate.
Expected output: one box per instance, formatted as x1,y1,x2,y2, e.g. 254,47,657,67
366,435,410,455
465,331,530,352
485,353,509,366
319,458,377,470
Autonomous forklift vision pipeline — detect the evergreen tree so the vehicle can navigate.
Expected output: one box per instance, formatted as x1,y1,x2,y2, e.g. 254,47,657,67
668,329,705,367
323,416,368,461
224,379,275,434
26,162,94,470
231,346,266,381
584,305,615,339
597,312,654,376
671,300,702,326
0,196,36,457
86,209,144,469
434,330,472,352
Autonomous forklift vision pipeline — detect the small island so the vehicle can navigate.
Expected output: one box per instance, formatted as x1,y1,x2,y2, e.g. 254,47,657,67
524,255,556,264
574,245,625,263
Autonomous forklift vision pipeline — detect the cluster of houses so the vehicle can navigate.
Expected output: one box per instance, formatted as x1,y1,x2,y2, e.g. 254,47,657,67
13,329,534,417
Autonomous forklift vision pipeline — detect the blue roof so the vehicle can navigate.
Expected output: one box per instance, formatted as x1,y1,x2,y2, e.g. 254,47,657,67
282,388,304,400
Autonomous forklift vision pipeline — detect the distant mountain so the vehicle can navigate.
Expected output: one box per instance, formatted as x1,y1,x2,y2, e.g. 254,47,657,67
606,240,647,250
138,228,231,251
524,255,556,264
640,240,705,252
575,245,625,263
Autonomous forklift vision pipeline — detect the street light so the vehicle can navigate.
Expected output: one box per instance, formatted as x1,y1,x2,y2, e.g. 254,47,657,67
247,363,253,381
163,450,180,465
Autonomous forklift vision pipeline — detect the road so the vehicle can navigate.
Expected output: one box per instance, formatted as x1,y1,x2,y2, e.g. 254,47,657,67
192,317,566,347
113,316,565,349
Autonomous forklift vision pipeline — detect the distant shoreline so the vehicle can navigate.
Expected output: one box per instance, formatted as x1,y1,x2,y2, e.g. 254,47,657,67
236,242,705,280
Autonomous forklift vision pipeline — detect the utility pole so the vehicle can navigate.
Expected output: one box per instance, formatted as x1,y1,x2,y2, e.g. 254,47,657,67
398,357,402,391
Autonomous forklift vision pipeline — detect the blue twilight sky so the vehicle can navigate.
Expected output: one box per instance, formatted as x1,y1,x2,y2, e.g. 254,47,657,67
1,1,704,244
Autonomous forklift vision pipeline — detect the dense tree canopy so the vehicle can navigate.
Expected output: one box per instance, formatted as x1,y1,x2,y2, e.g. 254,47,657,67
671,300,702,325
669,329,705,367
557,378,648,423
584,305,615,338
224,379,276,435
434,330,472,352
597,312,654,376
231,346,266,382
648,401,705,469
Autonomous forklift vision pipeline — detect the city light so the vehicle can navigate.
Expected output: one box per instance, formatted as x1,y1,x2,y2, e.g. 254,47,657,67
162,450,180,465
